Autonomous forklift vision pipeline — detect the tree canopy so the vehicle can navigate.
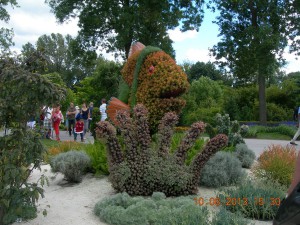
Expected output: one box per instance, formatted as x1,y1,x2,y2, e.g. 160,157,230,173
22,33,97,87
0,0,18,52
46,0,205,58
210,0,300,124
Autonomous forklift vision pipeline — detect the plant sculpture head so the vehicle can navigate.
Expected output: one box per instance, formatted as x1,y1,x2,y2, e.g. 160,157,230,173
96,104,228,196
121,44,189,131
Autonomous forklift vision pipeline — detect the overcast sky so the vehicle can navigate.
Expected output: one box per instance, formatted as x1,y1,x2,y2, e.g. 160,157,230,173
1,0,299,73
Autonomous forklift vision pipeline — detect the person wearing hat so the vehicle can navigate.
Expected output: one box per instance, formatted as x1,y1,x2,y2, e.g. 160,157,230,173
66,102,76,136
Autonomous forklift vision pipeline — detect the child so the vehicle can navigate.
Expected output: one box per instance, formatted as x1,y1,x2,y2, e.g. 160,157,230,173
51,105,63,141
74,115,84,142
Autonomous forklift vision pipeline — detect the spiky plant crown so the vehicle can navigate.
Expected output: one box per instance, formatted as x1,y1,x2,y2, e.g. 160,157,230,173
96,104,228,196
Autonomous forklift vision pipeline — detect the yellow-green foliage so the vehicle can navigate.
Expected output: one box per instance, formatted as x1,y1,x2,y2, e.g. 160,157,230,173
121,49,189,130
45,141,84,162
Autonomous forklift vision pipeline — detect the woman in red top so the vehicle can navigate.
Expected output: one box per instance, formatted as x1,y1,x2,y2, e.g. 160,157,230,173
51,105,63,141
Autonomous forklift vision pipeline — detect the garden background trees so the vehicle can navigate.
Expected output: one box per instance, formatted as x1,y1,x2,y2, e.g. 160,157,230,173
46,0,205,59
210,0,300,124
0,0,18,52
22,33,97,87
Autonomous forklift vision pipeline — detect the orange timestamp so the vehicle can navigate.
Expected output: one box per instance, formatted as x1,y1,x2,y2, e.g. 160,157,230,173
193,197,281,207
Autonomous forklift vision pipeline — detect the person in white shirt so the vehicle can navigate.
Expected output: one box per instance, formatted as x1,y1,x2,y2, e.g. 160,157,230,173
43,106,53,139
99,98,107,121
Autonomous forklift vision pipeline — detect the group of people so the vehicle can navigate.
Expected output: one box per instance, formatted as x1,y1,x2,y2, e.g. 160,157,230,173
39,99,107,142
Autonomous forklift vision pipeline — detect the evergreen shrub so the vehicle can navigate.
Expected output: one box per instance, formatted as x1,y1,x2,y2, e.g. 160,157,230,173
218,179,285,220
94,192,210,225
253,144,297,186
200,152,246,188
235,144,256,168
51,151,91,182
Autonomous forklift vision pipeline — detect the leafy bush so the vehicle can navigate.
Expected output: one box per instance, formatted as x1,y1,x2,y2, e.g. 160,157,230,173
96,104,228,196
253,144,297,186
51,151,91,182
218,179,285,220
211,207,254,225
265,102,289,121
235,144,256,168
94,192,210,225
208,113,247,147
182,106,221,126
83,141,108,175
0,56,64,224
0,131,47,224
181,76,223,125
200,152,246,188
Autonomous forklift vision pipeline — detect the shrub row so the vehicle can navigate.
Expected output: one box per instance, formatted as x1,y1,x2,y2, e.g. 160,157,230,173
94,192,253,225
245,125,296,138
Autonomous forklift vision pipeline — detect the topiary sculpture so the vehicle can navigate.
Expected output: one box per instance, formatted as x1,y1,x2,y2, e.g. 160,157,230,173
95,104,228,196
107,42,189,132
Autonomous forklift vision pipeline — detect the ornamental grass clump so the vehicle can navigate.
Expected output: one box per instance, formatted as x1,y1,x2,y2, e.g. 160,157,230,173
218,179,285,220
95,104,228,196
253,144,297,187
211,207,254,225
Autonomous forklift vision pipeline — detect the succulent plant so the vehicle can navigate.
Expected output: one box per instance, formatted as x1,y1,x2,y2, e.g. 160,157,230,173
95,104,228,196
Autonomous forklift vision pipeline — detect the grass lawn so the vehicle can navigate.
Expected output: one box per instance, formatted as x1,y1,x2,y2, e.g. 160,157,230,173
256,132,291,140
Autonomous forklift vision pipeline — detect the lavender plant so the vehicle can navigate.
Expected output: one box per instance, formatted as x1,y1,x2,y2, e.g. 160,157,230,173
95,104,228,196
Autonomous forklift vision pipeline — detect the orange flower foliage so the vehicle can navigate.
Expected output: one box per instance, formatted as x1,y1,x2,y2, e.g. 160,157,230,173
121,51,141,85
48,141,83,156
254,144,297,186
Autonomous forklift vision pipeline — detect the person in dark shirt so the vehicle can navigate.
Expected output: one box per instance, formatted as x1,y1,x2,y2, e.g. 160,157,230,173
81,102,89,138
66,102,76,136
88,102,94,132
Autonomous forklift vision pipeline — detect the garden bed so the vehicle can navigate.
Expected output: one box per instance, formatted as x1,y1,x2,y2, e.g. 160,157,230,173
12,164,273,225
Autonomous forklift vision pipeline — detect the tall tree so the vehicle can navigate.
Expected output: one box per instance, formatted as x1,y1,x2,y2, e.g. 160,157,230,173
210,0,299,124
0,0,18,52
46,0,205,58
75,57,122,105
22,33,97,87
186,61,230,83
